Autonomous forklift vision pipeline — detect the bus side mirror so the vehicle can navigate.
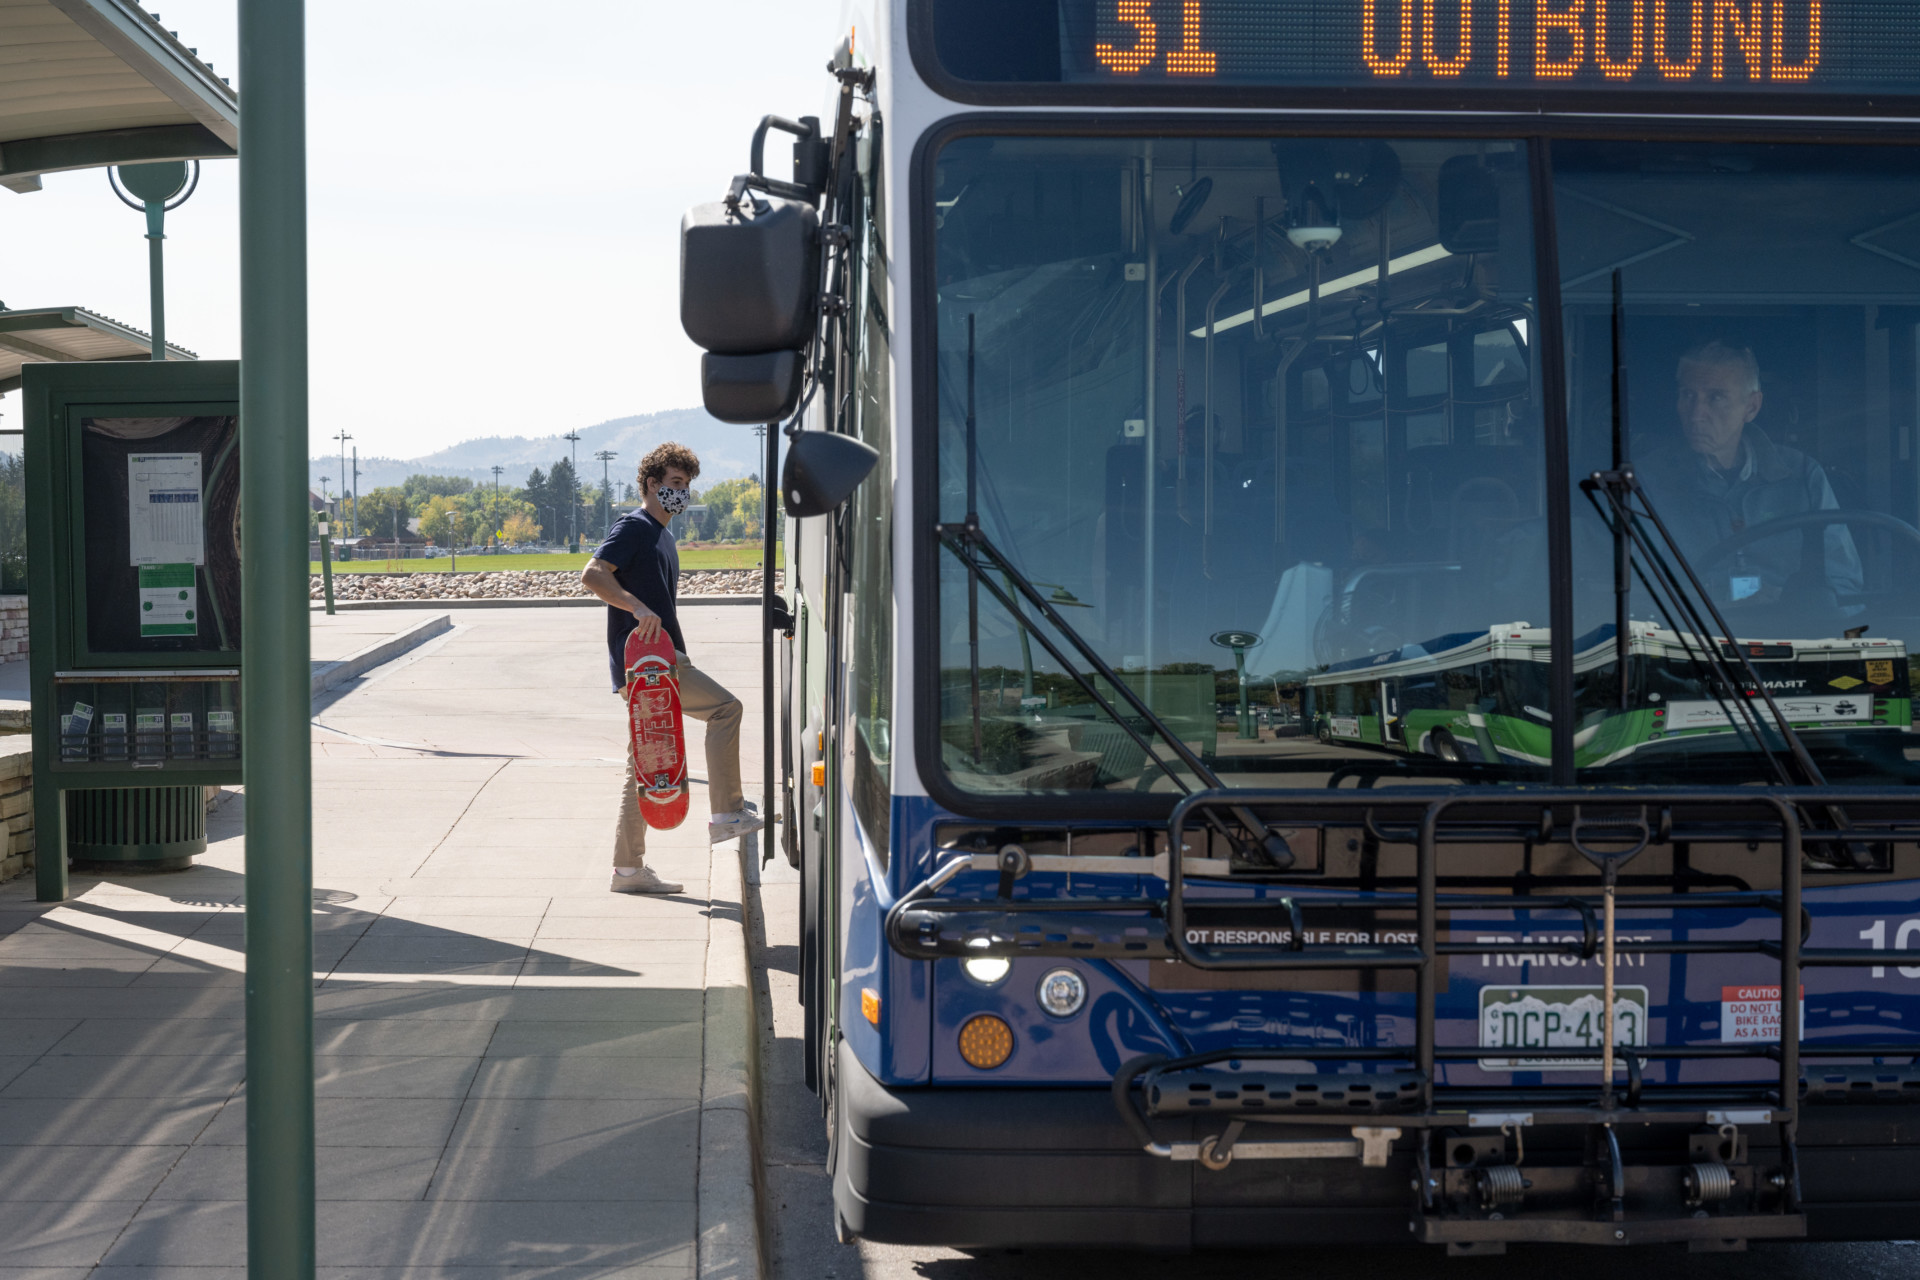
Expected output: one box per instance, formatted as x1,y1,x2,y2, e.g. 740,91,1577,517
701,351,805,425
782,430,879,517
1437,155,1500,255
681,195,820,353
682,192,820,423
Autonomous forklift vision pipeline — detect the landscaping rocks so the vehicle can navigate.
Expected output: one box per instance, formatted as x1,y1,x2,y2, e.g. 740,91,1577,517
310,567,781,603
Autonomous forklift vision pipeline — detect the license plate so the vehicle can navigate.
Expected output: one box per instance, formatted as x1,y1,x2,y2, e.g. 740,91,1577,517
1478,984,1649,1070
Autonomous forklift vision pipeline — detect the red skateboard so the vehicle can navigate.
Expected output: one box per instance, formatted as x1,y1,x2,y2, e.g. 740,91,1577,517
624,629,689,829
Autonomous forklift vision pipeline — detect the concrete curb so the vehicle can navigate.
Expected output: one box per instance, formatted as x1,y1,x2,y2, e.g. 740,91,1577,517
699,833,767,1280
309,614,453,696
309,595,762,611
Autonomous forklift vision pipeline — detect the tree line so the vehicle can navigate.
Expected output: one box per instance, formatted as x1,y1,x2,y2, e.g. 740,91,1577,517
330,460,762,547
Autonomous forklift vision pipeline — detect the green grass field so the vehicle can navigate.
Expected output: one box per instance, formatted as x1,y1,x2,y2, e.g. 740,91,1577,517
311,545,776,575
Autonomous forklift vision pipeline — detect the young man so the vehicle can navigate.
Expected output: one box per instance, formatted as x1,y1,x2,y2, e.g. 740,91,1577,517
582,441,763,894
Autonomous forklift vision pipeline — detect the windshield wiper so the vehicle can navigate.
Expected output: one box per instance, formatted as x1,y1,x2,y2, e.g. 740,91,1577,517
1607,270,1633,712
938,522,1294,871
1582,473,1811,782
945,315,1293,871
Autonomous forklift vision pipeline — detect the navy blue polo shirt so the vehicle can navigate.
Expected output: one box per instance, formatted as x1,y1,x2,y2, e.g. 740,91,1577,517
594,509,683,690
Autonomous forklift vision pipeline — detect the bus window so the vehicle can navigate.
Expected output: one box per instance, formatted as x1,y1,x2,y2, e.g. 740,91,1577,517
847,125,895,851
1556,141,1920,785
933,136,1552,795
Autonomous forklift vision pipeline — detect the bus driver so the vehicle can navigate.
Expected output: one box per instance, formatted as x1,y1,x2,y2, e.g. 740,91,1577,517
1635,340,1863,615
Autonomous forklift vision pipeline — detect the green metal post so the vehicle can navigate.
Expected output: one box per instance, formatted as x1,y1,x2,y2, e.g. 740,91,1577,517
317,519,334,615
240,0,316,1274
145,201,167,360
31,773,67,902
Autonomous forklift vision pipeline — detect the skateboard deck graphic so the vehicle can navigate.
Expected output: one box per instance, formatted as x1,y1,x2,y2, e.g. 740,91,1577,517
624,629,689,829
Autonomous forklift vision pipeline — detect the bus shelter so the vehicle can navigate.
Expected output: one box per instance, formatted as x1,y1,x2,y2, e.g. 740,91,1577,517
9,0,340,1269
0,1,239,901
3,5,316,1268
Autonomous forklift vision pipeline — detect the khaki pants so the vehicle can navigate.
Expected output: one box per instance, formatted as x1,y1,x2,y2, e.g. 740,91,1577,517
614,652,743,867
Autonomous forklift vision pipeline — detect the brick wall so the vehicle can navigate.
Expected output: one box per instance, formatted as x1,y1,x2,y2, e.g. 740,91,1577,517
0,737,32,882
0,594,25,664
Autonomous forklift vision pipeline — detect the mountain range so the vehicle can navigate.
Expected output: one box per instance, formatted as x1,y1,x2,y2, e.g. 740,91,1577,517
307,406,770,497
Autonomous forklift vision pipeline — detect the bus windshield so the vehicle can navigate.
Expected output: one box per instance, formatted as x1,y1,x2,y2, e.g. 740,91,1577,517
931,133,1920,797
1560,139,1920,786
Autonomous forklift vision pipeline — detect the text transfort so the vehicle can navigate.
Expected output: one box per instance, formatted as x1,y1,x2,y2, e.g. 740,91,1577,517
1476,934,1654,967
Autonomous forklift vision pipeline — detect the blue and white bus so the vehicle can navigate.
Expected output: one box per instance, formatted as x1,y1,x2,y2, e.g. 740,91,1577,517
681,0,1920,1253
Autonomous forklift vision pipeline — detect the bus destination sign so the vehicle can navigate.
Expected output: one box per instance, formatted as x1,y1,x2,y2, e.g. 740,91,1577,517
1026,0,1920,96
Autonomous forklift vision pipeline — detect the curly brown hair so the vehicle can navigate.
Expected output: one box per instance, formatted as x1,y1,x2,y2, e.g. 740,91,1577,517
638,441,701,492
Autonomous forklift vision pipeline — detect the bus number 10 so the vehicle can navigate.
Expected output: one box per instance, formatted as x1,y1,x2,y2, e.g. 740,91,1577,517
1858,918,1920,979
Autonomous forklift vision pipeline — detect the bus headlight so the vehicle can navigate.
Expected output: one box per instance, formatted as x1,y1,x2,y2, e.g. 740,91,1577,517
958,1014,1014,1069
1036,967,1087,1018
962,956,1011,985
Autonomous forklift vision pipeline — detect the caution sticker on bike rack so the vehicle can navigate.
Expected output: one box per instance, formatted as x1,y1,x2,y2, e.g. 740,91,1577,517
1719,985,1805,1043
1478,985,1648,1070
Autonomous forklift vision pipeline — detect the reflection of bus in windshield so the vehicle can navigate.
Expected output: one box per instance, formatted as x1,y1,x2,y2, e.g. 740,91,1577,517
1305,622,1912,770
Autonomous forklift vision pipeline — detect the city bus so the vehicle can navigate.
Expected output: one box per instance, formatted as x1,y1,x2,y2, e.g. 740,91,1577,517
1304,622,1913,774
679,0,1920,1254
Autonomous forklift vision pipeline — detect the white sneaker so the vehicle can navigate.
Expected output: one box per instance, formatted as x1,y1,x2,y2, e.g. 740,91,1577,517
708,806,766,846
609,866,684,894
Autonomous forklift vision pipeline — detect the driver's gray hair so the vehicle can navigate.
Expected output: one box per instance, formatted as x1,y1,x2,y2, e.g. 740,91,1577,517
1678,340,1762,394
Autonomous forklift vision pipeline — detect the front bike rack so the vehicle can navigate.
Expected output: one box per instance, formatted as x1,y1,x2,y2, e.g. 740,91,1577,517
885,787,1920,1250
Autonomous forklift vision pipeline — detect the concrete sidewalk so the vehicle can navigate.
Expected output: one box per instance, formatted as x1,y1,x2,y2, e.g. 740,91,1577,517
0,605,442,703
309,608,454,665
0,603,766,1278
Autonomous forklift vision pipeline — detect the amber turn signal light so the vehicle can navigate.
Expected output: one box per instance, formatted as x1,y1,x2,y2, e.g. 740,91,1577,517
861,987,880,1025
811,761,826,787
957,1014,1014,1070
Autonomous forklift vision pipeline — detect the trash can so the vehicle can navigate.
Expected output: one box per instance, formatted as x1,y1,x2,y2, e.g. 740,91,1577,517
65,785,207,870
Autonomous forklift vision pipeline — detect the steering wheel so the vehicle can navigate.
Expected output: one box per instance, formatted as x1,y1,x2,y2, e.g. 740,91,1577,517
1698,509,1920,568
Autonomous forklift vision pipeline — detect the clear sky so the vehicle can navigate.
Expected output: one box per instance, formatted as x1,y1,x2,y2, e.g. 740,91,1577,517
0,0,841,457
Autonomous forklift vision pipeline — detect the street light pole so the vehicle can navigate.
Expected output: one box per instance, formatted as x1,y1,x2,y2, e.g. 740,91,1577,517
333,429,351,540
110,161,199,360
563,430,582,551
490,466,503,552
595,450,617,539
239,0,316,1271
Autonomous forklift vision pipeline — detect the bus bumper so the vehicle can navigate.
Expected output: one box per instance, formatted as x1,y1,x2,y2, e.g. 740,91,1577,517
832,1041,1920,1250
832,1038,1410,1249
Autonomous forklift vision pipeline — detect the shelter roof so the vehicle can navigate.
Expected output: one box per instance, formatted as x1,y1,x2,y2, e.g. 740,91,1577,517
0,305,194,391
0,0,236,193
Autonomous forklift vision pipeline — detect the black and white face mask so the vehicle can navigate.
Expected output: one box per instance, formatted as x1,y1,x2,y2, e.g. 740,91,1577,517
655,486,691,516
